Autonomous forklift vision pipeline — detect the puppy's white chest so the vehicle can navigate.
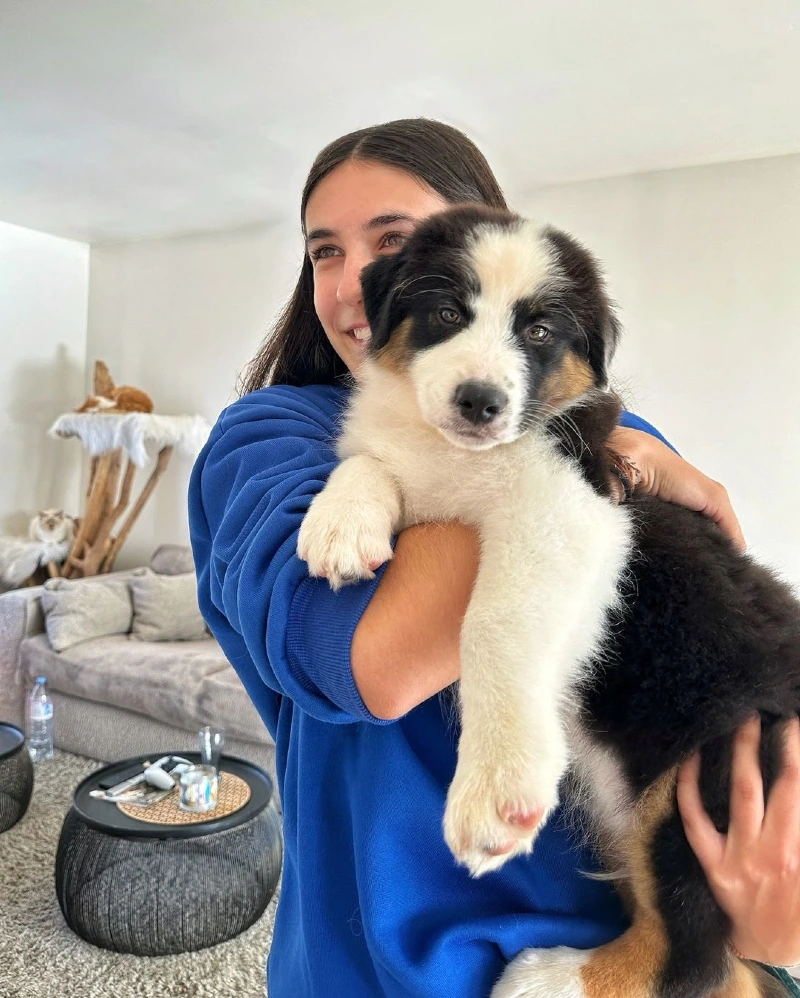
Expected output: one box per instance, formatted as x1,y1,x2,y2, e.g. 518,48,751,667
354,438,536,527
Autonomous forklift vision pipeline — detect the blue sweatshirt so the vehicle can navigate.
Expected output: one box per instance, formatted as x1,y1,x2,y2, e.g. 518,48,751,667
188,384,670,998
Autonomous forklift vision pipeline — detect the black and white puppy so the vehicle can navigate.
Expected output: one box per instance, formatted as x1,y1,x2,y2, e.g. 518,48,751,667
298,205,799,998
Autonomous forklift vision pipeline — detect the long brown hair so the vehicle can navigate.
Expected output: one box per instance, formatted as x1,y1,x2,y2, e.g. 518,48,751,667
238,118,508,394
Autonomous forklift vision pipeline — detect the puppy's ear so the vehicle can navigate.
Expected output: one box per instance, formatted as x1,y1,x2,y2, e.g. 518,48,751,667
583,295,621,388
544,227,621,388
598,308,621,387
360,253,407,351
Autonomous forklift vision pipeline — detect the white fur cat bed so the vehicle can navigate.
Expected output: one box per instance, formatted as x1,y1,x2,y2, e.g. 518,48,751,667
48,413,212,468
0,537,70,587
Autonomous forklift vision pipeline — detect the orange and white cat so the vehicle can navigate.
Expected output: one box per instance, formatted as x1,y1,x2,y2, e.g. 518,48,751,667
74,386,154,414
74,359,154,414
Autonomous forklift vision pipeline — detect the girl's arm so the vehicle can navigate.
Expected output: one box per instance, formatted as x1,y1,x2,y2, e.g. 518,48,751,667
352,521,479,719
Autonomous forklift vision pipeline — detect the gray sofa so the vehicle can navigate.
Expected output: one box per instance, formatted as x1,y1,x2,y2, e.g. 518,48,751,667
0,545,277,795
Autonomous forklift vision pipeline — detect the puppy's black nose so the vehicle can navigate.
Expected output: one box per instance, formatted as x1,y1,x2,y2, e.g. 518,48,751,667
454,380,509,425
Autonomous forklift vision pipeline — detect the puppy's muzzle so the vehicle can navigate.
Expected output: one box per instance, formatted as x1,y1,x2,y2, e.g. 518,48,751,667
454,381,509,426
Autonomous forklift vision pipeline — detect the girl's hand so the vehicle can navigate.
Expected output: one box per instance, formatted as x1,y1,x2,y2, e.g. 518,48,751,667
606,426,746,551
677,716,800,967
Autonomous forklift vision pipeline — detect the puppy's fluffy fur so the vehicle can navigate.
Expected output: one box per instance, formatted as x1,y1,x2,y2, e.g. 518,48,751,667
298,206,798,998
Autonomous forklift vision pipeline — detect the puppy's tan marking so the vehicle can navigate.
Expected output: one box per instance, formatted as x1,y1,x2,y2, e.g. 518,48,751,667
540,352,595,409
580,770,676,998
373,318,413,376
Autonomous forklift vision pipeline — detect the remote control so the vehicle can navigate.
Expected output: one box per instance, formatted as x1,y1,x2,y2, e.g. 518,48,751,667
97,762,147,791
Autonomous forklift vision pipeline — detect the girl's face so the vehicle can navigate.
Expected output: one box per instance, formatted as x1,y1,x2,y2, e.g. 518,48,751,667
304,159,448,377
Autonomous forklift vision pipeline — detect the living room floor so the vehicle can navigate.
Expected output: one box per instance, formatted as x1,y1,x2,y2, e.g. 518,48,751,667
0,751,278,998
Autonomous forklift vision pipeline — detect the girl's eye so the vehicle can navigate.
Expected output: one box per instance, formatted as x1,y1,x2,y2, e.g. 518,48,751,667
381,231,407,250
526,324,551,343
309,245,340,262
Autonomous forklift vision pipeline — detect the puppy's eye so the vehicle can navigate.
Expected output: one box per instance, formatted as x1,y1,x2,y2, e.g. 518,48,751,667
437,307,461,326
525,324,551,344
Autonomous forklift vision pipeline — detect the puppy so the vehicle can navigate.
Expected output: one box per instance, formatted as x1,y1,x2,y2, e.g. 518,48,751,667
298,205,798,998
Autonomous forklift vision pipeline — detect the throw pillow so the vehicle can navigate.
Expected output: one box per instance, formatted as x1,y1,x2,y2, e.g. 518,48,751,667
41,577,133,652
129,568,208,642
148,544,195,576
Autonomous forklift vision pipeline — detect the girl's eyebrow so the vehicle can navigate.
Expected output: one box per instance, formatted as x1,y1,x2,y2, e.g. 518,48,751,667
305,212,417,245
365,212,416,230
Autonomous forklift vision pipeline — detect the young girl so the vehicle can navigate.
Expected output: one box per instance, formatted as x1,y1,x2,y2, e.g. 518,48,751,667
189,119,800,997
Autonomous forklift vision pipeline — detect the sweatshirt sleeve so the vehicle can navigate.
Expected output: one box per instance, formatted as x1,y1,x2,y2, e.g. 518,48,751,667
618,410,677,453
189,385,392,727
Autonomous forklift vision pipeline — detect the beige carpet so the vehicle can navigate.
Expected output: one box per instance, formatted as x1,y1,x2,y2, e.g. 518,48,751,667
0,750,278,998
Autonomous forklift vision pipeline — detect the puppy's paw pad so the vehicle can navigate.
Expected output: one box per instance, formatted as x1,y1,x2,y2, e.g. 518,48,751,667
502,806,545,832
443,761,559,877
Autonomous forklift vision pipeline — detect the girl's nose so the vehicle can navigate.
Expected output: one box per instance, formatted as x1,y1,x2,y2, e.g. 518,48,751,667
336,254,367,307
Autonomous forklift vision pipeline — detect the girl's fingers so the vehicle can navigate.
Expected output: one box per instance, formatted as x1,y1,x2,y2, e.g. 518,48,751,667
762,717,800,852
605,428,746,550
698,480,746,552
677,752,725,871
728,716,766,849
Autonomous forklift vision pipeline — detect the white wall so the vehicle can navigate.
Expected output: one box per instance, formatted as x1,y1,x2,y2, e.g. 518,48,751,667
87,221,300,567
523,153,800,588
0,220,88,537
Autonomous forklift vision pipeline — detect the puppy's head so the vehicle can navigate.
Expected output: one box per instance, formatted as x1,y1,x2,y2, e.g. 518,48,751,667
361,205,620,450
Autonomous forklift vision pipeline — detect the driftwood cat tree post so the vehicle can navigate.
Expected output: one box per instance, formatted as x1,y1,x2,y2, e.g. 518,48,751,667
62,439,172,577
48,361,211,579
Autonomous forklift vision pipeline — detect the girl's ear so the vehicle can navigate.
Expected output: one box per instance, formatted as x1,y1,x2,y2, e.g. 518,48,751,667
360,253,408,351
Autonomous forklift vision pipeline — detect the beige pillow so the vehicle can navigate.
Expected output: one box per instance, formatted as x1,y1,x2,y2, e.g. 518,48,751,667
129,568,208,642
41,577,133,652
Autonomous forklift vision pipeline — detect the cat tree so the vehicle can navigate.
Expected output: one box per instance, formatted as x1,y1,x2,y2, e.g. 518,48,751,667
48,362,211,579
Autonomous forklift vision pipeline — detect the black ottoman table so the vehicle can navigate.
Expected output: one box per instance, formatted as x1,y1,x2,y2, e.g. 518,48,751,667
55,752,282,955
0,722,34,834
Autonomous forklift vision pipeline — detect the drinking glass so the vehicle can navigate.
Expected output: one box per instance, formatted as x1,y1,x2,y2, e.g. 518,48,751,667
198,726,225,775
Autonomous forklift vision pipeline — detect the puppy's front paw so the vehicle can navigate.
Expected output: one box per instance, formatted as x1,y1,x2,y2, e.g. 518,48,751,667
297,491,394,590
443,741,564,877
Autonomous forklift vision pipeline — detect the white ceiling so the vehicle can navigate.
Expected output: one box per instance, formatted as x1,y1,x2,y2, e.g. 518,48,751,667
1,0,799,244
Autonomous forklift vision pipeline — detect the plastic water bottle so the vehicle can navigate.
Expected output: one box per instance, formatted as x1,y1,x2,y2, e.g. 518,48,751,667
27,676,54,762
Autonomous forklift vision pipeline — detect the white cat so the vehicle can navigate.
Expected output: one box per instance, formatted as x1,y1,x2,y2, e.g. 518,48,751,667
28,509,76,546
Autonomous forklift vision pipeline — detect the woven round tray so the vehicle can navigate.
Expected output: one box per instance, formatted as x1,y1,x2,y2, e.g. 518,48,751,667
117,772,251,825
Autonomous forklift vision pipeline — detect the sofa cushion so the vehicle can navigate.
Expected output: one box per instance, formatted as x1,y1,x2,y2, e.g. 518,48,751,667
129,568,208,642
149,544,195,576
40,577,133,651
19,633,266,743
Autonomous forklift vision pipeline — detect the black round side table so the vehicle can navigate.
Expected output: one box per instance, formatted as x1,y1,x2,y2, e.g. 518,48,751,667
55,752,282,956
0,722,34,834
